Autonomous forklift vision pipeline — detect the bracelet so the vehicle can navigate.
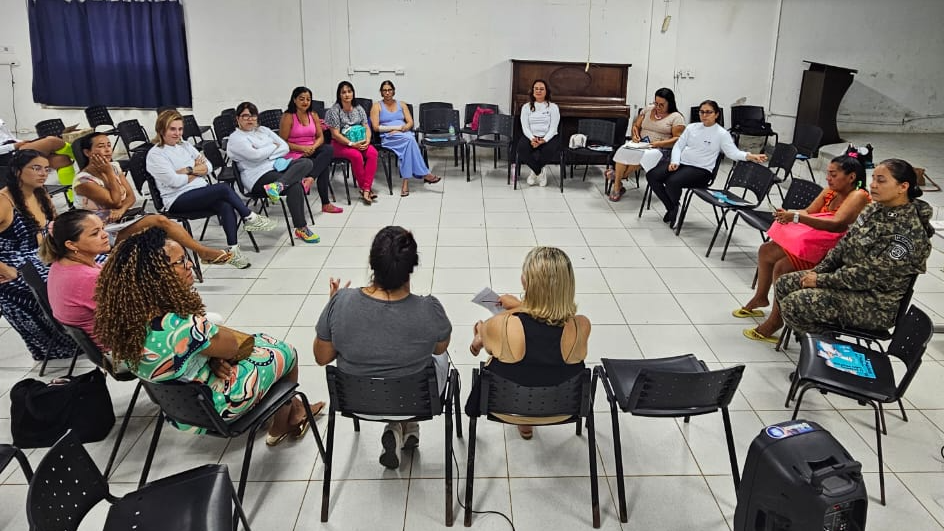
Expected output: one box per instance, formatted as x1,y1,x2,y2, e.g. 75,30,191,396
793,212,800,223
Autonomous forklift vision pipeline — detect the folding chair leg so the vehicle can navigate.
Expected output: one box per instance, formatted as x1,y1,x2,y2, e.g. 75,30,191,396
104,380,142,479
872,403,886,505
321,411,337,522
297,392,326,459
452,371,463,439
898,399,909,422
790,384,812,421
587,412,601,528
445,400,454,526
236,424,259,504
608,397,627,523
878,402,887,435
38,335,55,377
463,416,478,527
721,407,740,489
230,483,253,531
806,159,815,182
784,371,801,409
139,411,166,487
278,199,295,247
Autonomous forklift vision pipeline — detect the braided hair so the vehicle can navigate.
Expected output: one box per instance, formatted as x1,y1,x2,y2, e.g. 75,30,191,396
368,225,419,291
7,149,57,235
94,227,205,369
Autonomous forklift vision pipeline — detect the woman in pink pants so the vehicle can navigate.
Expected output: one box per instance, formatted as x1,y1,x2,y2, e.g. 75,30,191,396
325,81,379,205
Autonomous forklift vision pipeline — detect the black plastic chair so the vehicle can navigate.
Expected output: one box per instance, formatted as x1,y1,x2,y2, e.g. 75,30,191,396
19,260,79,377
419,108,466,177
564,119,617,182
116,119,153,155
321,361,461,525
0,443,33,481
258,109,282,131
766,142,799,201
84,105,119,137
418,102,461,168
460,102,500,138
227,160,313,247
792,124,824,181
512,126,567,192
690,105,725,127
595,355,744,523
35,118,65,138
464,366,599,528
786,305,933,505
721,178,822,261
649,153,724,232
138,379,325,508
689,161,775,256
27,430,253,531
182,114,212,143
729,105,778,152
310,100,326,119
213,113,236,151
468,113,514,182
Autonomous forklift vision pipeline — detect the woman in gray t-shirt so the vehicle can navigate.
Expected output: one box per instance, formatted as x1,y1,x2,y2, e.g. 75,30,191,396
314,225,451,470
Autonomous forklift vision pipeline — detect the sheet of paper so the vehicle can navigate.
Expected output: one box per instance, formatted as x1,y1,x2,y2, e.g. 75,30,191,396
472,287,503,315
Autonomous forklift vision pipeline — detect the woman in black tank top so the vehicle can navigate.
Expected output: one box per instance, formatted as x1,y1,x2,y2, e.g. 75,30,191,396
468,246,591,438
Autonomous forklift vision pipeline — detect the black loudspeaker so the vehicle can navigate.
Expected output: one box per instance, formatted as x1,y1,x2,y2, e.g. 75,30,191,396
734,419,867,531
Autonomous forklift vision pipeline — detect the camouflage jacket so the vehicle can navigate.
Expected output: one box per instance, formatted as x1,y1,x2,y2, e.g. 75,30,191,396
814,199,934,304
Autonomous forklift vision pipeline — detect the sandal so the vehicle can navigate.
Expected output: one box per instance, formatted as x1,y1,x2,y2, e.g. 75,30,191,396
608,187,626,202
266,401,326,446
742,327,779,344
200,250,231,265
370,190,378,199
423,174,442,184
604,168,615,183
517,425,534,440
401,189,410,197
361,189,373,205
732,307,765,318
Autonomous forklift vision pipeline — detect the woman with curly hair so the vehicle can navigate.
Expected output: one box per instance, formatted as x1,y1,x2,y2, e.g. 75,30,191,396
95,226,324,443
0,149,76,361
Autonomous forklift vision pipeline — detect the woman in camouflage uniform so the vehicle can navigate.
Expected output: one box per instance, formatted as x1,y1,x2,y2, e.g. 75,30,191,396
776,158,934,334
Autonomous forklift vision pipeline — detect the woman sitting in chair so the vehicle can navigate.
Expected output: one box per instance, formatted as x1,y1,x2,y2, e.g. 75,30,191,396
516,79,560,187
227,101,320,244
738,155,871,343
314,225,452,469
279,86,344,214
325,81,379,205
147,109,277,268
74,132,239,267
645,100,767,227
776,159,933,335
369,80,441,197
607,88,686,202
0,117,72,169
468,246,591,439
0,150,76,361
95,227,324,443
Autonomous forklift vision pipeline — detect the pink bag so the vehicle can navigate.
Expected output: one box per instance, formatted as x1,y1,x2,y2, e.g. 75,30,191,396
766,212,845,263
469,106,495,131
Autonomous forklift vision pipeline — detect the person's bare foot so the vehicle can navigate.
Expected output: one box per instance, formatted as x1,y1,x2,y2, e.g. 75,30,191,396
743,297,769,310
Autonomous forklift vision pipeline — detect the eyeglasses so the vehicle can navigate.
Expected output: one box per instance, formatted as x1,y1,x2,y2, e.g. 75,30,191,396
380,88,394,93
698,110,716,115
652,101,667,107
168,255,192,269
27,164,52,173
238,114,257,120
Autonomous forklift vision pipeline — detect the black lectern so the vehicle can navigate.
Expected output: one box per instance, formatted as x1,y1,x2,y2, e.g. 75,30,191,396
795,61,857,146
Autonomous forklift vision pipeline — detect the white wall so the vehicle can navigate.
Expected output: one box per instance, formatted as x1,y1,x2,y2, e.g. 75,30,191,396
0,0,941,141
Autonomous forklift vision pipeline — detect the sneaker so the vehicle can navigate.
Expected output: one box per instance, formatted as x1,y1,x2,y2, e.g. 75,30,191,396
294,226,320,244
538,169,547,187
379,423,403,469
526,171,537,186
263,182,283,203
243,213,277,232
402,422,420,450
321,203,343,214
227,246,250,269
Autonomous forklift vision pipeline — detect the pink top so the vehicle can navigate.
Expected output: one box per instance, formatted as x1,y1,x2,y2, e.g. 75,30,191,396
284,112,320,160
48,261,102,347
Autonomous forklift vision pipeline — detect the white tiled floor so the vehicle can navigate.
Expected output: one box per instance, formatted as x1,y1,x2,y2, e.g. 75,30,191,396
2,134,944,530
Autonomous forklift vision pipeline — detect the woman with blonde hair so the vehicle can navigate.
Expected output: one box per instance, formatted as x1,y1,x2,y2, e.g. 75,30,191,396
468,246,591,439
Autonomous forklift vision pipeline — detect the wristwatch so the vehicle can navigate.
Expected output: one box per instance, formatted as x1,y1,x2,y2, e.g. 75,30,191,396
793,211,800,223
186,166,194,175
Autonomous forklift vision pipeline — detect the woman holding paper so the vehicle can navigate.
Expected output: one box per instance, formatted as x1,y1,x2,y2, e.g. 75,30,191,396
607,88,686,202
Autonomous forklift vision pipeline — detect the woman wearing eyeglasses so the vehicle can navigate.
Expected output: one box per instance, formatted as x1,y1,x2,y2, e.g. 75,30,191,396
607,88,686,202
517,79,560,187
0,150,77,361
645,99,767,227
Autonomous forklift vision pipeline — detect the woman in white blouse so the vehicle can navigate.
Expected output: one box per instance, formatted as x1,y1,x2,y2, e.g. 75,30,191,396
516,79,560,187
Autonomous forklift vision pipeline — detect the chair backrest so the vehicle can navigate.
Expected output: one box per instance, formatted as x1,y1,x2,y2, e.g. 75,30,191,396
780,178,823,211
886,305,933,397
310,99,326,119
463,103,500,127
731,105,766,129
19,261,58,328
767,142,798,177
117,119,149,147
577,119,617,146
325,362,442,418
27,430,109,531
418,102,454,131
258,109,282,131
201,140,226,171
71,133,92,170
420,108,460,134
228,161,253,197
478,367,591,419
212,114,236,144
140,379,231,434
128,146,164,210
724,161,776,205
59,324,106,368
690,106,724,127
84,105,115,129
475,113,514,140
35,118,65,138
353,98,373,117
627,365,745,416
181,115,204,141
792,124,824,157
704,152,725,187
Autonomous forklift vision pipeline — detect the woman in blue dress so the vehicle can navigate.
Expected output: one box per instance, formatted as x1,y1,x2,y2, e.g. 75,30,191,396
0,150,76,361
369,80,441,197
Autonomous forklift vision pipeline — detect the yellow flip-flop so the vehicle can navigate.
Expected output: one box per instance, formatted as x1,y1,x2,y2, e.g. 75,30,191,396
732,307,765,318
743,327,779,344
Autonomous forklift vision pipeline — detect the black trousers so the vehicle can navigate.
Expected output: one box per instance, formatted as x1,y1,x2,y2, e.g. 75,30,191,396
300,143,334,205
645,161,711,214
250,158,313,228
516,135,561,175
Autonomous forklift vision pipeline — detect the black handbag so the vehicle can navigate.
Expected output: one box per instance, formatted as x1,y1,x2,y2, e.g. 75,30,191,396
10,369,116,448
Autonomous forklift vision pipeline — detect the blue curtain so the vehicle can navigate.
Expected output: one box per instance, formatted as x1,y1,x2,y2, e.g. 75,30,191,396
28,0,192,108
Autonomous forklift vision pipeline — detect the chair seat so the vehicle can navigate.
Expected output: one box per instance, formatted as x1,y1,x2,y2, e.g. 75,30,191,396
796,154,810,160
214,380,298,436
601,355,705,412
421,138,464,148
797,334,897,402
736,210,774,232
567,146,613,157
691,188,754,208
470,138,506,149
105,464,236,531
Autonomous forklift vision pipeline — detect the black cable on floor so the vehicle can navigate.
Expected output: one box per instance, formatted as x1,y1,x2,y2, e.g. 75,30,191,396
451,448,516,531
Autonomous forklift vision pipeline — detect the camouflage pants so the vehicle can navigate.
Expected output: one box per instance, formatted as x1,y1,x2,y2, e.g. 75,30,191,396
776,271,894,334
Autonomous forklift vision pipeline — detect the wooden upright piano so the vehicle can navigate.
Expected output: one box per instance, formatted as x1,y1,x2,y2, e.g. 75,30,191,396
511,59,632,143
